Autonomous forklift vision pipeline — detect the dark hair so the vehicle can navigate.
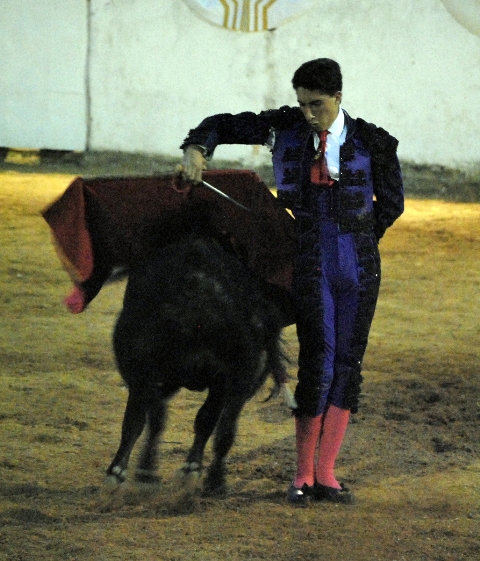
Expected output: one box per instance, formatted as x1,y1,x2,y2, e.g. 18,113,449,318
291,58,342,95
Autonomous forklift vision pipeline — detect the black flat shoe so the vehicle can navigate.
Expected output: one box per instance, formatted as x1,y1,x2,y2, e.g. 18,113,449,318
312,482,356,504
286,482,313,505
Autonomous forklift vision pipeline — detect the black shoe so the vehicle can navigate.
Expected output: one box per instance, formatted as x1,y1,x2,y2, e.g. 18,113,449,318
312,482,356,504
286,482,313,505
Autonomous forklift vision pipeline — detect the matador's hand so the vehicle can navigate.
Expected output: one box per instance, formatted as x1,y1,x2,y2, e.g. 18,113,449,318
181,145,207,184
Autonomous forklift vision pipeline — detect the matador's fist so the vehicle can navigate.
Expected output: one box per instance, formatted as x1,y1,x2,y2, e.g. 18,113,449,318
181,145,207,184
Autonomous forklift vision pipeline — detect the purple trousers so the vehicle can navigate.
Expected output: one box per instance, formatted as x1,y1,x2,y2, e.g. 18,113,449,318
292,189,381,416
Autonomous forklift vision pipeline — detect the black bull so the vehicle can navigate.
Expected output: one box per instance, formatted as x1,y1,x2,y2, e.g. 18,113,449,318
107,202,293,496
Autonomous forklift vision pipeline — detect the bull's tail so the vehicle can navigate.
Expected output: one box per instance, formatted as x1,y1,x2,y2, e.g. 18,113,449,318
263,344,297,410
281,382,298,410
263,366,297,410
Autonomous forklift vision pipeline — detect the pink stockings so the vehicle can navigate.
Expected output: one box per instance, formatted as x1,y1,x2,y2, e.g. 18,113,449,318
293,405,350,489
294,414,322,488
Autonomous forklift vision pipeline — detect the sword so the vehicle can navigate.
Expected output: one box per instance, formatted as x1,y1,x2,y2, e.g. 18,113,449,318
201,180,251,212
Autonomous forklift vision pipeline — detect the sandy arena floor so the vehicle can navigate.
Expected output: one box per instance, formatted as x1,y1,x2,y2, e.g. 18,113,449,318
0,170,478,560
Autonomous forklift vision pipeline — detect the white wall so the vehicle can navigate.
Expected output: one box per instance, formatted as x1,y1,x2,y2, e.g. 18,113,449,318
1,0,479,170
0,0,87,150
88,0,274,162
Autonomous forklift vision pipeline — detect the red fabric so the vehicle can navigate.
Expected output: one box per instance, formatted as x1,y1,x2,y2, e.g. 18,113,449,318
42,169,295,298
311,130,335,187
63,286,86,314
42,176,95,282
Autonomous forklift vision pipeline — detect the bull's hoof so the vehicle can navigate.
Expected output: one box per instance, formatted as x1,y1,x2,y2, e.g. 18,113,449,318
202,479,227,498
134,469,161,485
105,465,127,484
179,461,202,478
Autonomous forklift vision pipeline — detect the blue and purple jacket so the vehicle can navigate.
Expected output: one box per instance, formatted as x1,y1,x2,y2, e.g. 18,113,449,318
181,106,404,242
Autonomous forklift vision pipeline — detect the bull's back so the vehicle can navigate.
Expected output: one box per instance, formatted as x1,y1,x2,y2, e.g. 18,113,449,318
113,237,281,390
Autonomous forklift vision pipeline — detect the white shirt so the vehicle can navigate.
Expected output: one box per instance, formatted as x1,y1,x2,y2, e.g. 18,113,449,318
313,108,346,180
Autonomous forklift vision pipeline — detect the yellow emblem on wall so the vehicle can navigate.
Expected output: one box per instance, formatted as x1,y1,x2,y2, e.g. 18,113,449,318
440,0,480,37
182,0,319,32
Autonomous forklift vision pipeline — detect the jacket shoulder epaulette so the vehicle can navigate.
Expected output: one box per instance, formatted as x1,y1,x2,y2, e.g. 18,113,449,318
355,118,399,159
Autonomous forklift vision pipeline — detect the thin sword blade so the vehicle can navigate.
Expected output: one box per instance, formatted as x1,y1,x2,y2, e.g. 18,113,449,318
202,180,251,212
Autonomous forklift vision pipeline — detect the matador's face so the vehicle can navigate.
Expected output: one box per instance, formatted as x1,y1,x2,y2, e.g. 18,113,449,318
296,87,342,132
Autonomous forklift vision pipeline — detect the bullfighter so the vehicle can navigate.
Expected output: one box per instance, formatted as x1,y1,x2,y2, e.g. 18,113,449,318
181,58,404,504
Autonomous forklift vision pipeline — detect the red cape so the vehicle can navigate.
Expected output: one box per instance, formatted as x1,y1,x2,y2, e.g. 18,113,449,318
42,170,295,323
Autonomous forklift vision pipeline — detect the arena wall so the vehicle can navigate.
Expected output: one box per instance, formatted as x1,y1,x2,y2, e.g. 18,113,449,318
1,0,479,171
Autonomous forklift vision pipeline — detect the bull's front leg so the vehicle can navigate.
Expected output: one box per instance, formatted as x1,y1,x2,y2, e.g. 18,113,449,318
106,390,147,484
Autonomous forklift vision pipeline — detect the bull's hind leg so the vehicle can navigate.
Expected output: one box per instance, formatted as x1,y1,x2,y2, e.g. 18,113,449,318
135,390,174,484
203,395,246,497
181,387,224,478
106,390,148,483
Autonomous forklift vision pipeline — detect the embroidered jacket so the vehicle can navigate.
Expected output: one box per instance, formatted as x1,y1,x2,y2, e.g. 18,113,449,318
181,106,404,241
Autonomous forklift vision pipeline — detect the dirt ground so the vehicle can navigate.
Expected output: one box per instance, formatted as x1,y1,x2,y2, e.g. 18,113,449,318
0,168,478,561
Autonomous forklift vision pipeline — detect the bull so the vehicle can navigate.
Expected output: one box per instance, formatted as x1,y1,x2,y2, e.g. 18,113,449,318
106,200,289,496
